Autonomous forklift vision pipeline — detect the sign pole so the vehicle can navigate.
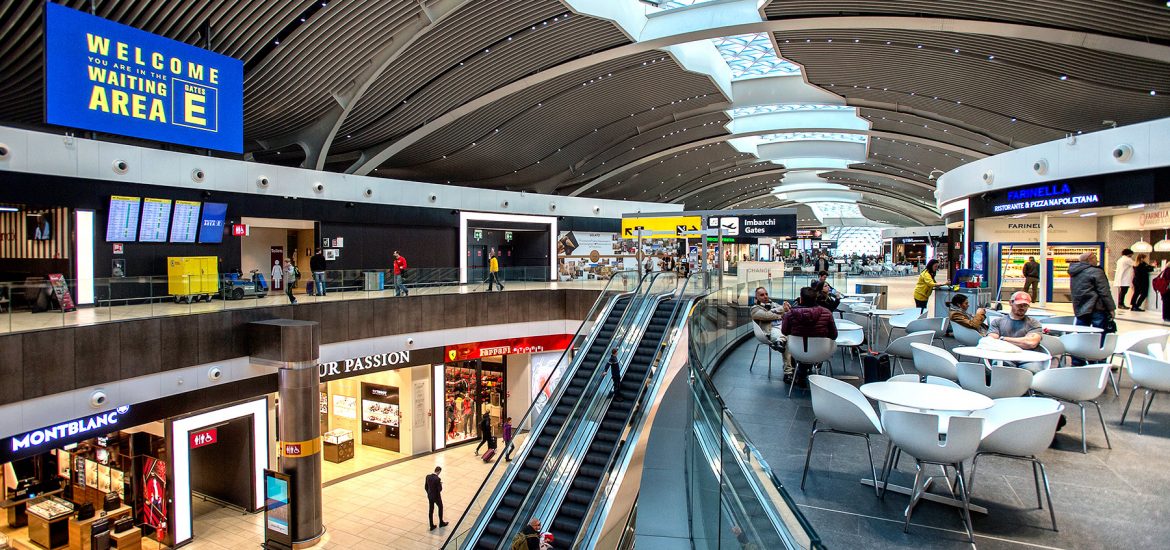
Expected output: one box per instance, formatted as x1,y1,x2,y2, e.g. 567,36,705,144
1039,213,1049,307
700,217,709,290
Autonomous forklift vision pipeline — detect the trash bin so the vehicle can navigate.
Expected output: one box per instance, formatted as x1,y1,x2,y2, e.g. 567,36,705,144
364,271,385,291
854,283,888,309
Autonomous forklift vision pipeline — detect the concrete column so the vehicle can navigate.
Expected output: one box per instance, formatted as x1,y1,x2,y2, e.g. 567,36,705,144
250,319,324,548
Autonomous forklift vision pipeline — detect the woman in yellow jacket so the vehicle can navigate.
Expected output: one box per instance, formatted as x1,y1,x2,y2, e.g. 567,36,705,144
913,259,941,310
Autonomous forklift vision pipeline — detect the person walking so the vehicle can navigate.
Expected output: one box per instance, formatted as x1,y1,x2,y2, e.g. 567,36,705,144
310,248,327,296
393,250,409,297
283,258,297,304
1022,256,1040,302
1068,251,1116,363
511,518,542,550
606,348,623,401
488,251,504,291
912,259,941,311
425,466,448,530
502,417,515,461
270,260,283,292
1115,248,1135,309
474,410,493,456
1155,263,1170,322
1131,253,1154,312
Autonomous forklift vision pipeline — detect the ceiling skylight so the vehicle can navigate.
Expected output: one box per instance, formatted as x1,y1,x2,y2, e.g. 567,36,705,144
809,202,864,220
757,132,868,144
711,33,801,79
646,0,722,12
729,104,853,118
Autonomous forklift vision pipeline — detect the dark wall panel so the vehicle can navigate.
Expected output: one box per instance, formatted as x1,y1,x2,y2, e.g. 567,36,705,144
74,324,120,387
317,223,457,270
120,319,162,378
159,315,200,371
23,329,74,398
0,334,23,405
188,415,255,510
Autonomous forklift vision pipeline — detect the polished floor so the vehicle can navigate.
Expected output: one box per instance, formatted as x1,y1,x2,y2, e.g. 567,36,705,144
713,316,1170,549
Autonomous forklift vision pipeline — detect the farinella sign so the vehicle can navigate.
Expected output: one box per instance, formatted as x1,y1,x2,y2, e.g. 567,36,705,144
991,183,1100,213
10,406,129,452
44,3,244,152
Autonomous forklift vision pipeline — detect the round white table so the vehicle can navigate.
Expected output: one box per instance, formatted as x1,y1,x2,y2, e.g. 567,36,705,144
952,346,1053,364
840,297,867,304
860,381,994,412
1042,323,1103,333
835,319,863,330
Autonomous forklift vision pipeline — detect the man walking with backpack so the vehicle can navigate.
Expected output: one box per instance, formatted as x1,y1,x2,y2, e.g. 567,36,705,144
310,248,327,296
393,251,409,297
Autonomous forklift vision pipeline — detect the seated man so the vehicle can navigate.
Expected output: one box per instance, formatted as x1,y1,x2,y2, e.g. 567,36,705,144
988,291,1042,350
947,293,987,336
751,286,792,378
781,287,839,386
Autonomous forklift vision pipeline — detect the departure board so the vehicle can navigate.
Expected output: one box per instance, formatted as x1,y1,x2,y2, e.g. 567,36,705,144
170,200,201,243
139,198,172,242
105,196,141,242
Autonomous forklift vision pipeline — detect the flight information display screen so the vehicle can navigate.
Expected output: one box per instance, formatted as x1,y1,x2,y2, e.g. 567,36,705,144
138,198,172,242
170,200,201,243
105,196,141,242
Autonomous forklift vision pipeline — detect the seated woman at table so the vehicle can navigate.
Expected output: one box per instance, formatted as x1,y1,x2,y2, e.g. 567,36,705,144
987,291,1043,350
781,287,839,387
811,280,841,312
946,294,987,335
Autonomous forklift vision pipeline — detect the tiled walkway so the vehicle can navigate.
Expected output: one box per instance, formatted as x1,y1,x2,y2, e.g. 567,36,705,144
181,442,501,550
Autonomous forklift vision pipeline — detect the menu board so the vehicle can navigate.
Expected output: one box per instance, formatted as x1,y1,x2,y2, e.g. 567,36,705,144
170,200,201,243
105,196,141,242
139,198,173,242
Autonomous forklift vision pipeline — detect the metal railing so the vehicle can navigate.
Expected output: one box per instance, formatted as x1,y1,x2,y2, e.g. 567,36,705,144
686,277,826,549
0,266,621,334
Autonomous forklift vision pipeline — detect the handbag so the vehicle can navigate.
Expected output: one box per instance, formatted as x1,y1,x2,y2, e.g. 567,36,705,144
1105,317,1118,334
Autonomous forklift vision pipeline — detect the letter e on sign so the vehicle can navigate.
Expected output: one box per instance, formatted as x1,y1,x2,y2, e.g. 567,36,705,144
190,428,217,449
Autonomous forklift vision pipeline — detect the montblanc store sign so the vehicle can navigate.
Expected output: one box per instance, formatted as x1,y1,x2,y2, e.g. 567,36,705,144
319,347,444,383
991,184,1099,214
9,406,129,453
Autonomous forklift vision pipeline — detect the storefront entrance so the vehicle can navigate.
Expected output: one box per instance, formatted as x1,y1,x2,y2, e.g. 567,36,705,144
439,357,506,448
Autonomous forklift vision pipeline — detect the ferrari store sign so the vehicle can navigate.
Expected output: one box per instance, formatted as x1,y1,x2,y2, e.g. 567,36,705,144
621,216,703,239
446,334,573,362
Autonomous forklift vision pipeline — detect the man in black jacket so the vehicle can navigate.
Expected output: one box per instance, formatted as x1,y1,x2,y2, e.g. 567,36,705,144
474,411,493,455
425,467,448,530
1022,256,1040,302
310,249,327,296
1068,252,1116,363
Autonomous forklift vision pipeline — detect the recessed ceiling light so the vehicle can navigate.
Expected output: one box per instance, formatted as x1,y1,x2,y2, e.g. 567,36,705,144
1080,212,1097,217
1061,209,1079,215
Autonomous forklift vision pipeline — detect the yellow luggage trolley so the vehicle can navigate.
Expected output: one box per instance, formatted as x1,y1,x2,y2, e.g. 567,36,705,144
167,256,219,303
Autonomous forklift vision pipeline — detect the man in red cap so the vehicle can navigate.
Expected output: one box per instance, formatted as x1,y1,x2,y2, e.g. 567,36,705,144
987,291,1043,350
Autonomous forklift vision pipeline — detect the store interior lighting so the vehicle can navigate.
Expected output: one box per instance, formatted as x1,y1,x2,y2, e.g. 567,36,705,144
1132,237,1154,254
1154,230,1170,252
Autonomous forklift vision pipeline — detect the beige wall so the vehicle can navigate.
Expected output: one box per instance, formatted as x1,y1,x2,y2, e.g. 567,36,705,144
241,227,316,291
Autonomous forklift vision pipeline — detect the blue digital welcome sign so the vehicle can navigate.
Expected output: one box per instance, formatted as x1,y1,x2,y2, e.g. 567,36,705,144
44,3,243,153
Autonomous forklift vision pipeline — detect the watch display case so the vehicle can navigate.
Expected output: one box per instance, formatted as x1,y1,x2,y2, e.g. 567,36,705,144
322,429,355,463
26,496,73,521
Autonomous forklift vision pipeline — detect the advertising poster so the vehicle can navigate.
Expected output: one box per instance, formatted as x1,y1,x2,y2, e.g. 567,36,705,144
332,395,357,419
530,352,567,420
142,458,168,541
413,380,427,430
43,3,244,152
264,470,292,545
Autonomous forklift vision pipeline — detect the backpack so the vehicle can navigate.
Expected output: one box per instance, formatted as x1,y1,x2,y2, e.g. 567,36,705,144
1155,268,1170,294
292,266,300,280
511,531,538,550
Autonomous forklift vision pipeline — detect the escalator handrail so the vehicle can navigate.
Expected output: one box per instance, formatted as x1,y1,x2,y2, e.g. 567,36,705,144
570,279,701,548
448,272,665,549
441,272,638,548
486,273,678,544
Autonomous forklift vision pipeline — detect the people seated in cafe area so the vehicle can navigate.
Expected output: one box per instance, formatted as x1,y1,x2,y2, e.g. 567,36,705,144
781,287,840,386
751,286,792,354
947,293,987,336
811,280,841,312
987,291,1043,350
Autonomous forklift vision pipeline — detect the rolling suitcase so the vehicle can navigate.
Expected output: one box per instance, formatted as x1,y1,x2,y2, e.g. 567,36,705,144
862,353,892,383
482,448,496,462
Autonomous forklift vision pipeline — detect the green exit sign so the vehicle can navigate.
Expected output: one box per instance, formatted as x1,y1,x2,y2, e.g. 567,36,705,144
705,237,736,243
505,231,513,242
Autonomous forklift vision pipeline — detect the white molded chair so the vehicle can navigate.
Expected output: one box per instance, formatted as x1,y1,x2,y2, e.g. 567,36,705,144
1031,364,1113,453
969,397,1064,531
910,343,959,381
1039,334,1067,368
885,331,935,374
1043,315,1078,326
802,376,883,494
788,336,837,397
1121,350,1170,434
1018,344,1056,374
886,308,926,340
906,317,949,344
951,323,984,347
1114,330,1170,388
957,362,1033,398
1061,333,1119,395
749,321,782,378
836,328,865,375
880,411,984,541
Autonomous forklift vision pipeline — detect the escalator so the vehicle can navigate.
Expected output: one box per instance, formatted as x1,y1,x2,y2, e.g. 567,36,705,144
547,298,677,548
473,295,631,549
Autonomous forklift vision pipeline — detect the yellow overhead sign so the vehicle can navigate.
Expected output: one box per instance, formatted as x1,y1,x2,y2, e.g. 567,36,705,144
621,216,703,239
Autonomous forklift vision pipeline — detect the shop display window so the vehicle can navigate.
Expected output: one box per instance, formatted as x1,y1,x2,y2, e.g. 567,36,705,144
442,358,509,446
